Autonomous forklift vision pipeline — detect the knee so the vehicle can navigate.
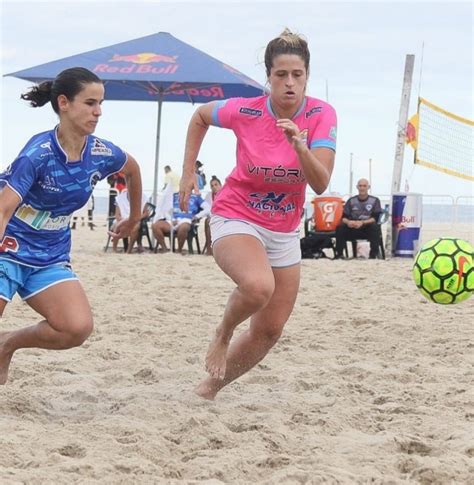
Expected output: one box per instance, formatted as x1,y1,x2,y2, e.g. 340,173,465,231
239,277,275,307
56,317,94,348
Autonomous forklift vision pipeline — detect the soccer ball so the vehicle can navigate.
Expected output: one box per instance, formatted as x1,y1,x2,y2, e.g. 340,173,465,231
412,238,474,304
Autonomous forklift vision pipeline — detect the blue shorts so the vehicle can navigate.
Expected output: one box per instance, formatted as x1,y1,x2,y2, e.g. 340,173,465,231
0,259,78,302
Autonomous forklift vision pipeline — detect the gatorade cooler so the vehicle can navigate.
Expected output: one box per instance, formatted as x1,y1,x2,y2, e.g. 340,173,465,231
392,193,423,257
311,196,344,231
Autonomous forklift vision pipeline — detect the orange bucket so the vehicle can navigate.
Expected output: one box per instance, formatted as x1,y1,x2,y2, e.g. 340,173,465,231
311,196,344,231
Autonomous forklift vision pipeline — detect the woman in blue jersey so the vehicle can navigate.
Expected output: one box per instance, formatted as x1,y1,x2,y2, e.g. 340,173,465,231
0,67,143,384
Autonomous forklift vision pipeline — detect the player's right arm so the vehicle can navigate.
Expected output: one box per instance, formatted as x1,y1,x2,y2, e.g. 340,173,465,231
180,102,215,211
0,185,21,240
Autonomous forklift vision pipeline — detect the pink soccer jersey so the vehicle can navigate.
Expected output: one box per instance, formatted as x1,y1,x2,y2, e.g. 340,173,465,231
210,95,337,232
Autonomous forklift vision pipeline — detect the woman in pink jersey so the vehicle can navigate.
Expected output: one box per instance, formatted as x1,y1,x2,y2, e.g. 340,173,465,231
180,29,337,400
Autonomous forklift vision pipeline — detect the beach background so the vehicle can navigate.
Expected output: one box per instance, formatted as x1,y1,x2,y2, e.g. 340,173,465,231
0,215,473,484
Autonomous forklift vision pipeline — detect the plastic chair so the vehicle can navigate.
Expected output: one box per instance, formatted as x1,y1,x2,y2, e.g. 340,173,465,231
136,202,156,251
104,202,156,253
154,220,201,254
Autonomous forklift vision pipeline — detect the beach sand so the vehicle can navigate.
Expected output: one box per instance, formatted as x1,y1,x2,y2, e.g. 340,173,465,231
1,219,473,484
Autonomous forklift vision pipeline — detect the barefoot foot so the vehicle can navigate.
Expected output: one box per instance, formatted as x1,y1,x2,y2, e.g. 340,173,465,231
205,331,230,380
0,333,14,385
194,380,218,401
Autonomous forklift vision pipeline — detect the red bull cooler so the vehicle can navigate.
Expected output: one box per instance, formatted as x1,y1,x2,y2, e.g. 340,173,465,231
392,193,423,257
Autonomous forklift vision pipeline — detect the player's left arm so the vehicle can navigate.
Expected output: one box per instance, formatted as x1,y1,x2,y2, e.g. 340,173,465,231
108,154,142,240
295,145,335,194
276,106,336,193
0,185,21,241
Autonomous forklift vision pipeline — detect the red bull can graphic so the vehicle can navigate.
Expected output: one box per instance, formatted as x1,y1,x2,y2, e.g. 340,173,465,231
392,193,423,257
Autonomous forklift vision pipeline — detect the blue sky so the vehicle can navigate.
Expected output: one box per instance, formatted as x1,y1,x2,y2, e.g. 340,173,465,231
1,0,472,200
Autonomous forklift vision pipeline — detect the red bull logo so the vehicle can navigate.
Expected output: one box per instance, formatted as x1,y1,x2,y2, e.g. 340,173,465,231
94,52,179,75
109,53,178,64
392,215,416,225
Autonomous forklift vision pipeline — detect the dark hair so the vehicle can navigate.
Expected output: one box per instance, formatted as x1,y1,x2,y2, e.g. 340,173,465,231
210,175,222,185
20,67,103,114
264,28,310,77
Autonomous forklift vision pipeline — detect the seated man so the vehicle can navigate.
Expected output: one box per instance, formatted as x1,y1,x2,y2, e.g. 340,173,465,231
152,192,206,254
335,178,382,259
111,189,148,253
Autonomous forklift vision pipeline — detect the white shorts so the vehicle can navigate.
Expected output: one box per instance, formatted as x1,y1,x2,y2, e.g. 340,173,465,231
210,215,301,268
173,218,192,227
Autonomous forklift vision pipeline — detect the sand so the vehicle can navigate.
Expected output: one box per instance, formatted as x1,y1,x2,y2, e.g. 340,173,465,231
1,218,473,484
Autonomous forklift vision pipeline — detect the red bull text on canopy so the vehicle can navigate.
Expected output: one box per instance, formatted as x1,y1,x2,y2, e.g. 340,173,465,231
94,52,179,74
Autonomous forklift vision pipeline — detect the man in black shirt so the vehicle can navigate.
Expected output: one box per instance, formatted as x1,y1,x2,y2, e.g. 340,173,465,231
335,179,382,259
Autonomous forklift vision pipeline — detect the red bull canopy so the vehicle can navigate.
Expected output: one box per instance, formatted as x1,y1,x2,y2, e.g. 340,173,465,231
4,31,265,102
5,32,265,203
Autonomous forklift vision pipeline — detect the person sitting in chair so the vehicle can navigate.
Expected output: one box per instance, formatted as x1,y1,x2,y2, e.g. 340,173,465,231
152,192,206,254
335,178,382,259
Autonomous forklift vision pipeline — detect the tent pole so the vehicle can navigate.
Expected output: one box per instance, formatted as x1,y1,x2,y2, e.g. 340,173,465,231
152,91,164,206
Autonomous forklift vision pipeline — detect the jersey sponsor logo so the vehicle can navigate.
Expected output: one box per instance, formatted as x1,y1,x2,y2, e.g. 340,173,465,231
38,141,54,158
247,191,296,215
329,126,337,139
90,170,102,188
239,107,263,117
247,163,305,184
91,138,113,156
305,106,322,118
39,175,61,193
15,204,72,231
0,236,19,253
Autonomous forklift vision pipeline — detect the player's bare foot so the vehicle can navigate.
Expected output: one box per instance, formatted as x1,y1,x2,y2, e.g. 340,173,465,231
194,380,218,401
205,330,230,380
0,333,14,385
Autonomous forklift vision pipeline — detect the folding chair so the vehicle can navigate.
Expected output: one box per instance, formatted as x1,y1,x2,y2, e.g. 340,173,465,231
155,220,201,254
136,202,156,251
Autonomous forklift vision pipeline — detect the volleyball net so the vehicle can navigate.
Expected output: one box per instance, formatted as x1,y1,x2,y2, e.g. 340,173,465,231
406,97,473,181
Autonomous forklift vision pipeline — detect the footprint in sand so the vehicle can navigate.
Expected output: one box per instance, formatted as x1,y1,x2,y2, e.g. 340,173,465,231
56,444,87,458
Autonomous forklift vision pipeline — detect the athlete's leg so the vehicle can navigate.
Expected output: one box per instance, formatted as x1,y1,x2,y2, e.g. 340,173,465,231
0,281,93,384
195,263,299,400
201,234,275,381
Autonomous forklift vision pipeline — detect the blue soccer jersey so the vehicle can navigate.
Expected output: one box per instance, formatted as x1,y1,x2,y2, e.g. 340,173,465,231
0,128,127,267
